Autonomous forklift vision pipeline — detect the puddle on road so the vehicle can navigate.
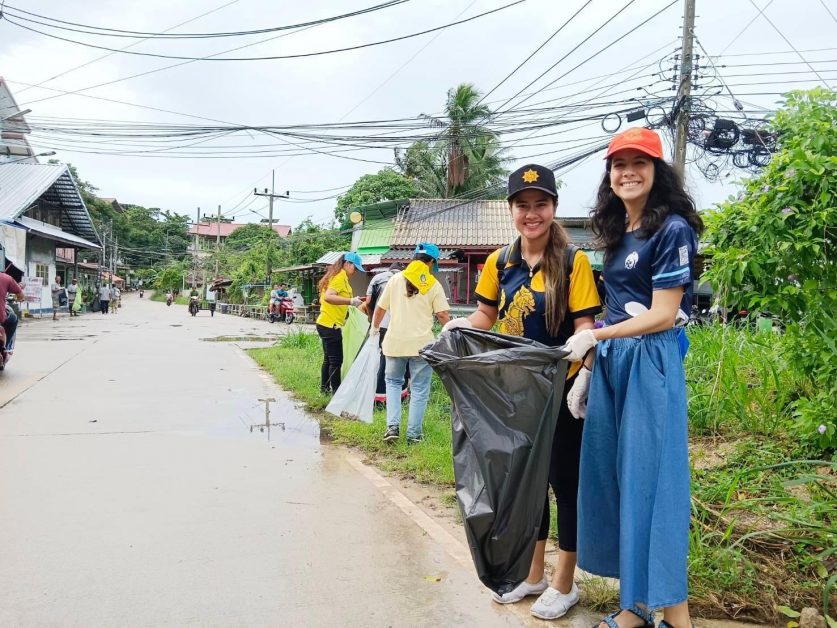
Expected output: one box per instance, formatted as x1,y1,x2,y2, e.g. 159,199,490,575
201,335,279,343
197,392,321,450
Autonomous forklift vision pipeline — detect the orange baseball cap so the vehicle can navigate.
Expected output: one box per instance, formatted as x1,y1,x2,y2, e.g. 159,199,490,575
605,127,664,159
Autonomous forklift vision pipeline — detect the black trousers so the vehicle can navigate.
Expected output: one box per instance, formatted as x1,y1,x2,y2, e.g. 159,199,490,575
538,372,584,552
316,324,343,394
100,300,109,314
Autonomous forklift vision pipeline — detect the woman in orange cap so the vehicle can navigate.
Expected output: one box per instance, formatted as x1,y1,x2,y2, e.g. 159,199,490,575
563,128,703,628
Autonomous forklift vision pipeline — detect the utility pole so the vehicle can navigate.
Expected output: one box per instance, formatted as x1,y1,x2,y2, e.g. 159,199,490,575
214,204,221,279
193,208,200,289
673,0,697,174
254,169,289,286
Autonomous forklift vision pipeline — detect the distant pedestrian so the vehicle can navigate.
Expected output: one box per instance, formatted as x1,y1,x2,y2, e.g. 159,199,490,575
50,276,64,320
111,286,121,313
315,252,366,395
67,278,80,317
99,284,111,314
372,243,450,444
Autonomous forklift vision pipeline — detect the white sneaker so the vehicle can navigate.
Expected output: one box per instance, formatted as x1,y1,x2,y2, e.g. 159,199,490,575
492,575,549,604
530,583,580,620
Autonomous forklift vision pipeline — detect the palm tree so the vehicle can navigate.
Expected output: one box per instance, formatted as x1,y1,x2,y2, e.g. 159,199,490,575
420,83,503,196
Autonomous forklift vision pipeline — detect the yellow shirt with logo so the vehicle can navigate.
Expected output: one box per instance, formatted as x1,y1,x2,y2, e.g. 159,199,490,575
378,271,450,357
316,269,353,328
475,245,601,378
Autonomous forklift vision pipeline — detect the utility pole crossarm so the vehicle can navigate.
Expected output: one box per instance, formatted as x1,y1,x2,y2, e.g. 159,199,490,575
252,170,290,285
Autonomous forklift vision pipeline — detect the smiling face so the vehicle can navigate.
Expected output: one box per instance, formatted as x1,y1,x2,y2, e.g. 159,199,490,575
509,189,556,241
609,149,655,208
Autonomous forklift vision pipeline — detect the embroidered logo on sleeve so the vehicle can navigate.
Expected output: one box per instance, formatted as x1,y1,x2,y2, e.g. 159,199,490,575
678,245,689,266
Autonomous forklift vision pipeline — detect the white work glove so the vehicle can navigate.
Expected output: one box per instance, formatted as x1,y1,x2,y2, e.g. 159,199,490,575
567,366,592,419
369,326,380,338
442,317,473,333
350,297,362,307
562,329,598,362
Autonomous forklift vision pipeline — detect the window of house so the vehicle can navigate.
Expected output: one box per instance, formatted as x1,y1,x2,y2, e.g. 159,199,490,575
35,264,49,284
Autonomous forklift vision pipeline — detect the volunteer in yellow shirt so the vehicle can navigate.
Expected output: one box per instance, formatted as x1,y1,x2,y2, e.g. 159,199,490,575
316,251,365,394
442,164,601,620
371,243,450,445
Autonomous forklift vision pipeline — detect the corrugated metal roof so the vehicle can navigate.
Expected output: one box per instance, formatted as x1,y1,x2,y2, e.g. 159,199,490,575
16,216,100,249
356,217,394,250
390,199,517,248
382,248,460,261
189,222,292,238
0,163,99,243
314,251,382,267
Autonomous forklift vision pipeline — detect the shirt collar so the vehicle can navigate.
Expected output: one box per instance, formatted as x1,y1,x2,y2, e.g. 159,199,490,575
506,237,540,274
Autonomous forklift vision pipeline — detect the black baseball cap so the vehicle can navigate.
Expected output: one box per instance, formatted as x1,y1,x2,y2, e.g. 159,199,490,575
507,164,558,200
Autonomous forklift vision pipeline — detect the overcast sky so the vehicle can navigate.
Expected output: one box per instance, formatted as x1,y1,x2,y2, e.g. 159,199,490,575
1,0,834,227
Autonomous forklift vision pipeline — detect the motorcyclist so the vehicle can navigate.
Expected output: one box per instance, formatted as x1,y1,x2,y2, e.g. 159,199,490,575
166,290,173,306
0,273,24,360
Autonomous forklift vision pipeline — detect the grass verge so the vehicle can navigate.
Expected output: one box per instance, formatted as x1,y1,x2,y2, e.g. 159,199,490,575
249,326,835,624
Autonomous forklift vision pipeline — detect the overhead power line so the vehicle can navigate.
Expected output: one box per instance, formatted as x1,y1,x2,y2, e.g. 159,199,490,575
0,0,410,39
1,0,527,61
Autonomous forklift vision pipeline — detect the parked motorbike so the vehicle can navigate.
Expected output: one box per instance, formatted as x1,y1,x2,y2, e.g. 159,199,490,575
188,296,199,317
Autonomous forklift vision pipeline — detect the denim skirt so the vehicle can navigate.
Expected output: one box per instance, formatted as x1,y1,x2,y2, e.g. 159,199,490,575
577,329,690,610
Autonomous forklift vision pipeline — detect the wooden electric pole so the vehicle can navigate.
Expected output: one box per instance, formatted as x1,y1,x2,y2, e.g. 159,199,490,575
214,204,221,279
253,169,289,286
673,0,697,174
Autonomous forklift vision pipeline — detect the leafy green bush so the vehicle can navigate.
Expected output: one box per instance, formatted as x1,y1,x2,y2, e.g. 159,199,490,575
703,88,836,450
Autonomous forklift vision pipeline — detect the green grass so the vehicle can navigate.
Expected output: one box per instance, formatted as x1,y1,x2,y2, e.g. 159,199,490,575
249,326,835,624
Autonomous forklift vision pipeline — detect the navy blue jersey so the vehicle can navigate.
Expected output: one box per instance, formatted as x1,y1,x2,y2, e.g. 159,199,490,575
603,214,698,326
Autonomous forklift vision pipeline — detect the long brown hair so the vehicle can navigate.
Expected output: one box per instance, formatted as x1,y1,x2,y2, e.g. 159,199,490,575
318,255,345,293
540,219,570,335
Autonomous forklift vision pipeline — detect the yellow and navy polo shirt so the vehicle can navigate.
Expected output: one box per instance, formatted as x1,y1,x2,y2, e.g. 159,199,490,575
475,239,601,378
316,269,353,328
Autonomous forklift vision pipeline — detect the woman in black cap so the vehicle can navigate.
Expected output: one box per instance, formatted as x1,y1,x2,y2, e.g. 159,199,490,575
443,163,601,620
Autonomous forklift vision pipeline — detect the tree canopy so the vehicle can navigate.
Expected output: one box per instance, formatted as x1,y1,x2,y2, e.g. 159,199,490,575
334,168,417,225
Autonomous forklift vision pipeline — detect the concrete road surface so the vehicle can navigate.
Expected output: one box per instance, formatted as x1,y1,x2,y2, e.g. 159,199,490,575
0,296,526,627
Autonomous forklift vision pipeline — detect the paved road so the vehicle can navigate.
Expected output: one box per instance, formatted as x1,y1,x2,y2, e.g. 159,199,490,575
0,296,523,627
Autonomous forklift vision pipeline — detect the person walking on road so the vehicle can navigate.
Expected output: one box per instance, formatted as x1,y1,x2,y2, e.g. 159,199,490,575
110,285,121,314
67,278,80,316
315,252,365,395
372,243,450,445
442,164,601,620
562,128,703,628
99,284,111,315
50,276,64,321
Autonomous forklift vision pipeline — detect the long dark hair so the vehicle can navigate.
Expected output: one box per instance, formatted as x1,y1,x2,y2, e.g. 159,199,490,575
318,255,345,293
590,158,704,259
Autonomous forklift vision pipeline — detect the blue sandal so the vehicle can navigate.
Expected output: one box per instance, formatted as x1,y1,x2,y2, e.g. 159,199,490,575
595,606,655,628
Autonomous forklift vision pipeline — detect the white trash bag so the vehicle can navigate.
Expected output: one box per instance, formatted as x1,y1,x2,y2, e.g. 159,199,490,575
325,337,380,424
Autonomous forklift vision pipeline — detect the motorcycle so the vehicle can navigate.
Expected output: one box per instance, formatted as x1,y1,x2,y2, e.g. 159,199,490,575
188,296,199,317
166,294,173,306
139,289,144,298
268,296,295,324
1,304,16,372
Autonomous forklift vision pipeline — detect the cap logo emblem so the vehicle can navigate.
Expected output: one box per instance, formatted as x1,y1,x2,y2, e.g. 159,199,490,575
522,169,539,183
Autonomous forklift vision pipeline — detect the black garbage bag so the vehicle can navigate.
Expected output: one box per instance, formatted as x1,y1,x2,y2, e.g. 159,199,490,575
420,328,569,594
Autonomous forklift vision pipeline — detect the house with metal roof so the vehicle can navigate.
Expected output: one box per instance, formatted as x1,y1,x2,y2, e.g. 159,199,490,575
0,77,36,164
0,162,101,313
354,198,599,304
